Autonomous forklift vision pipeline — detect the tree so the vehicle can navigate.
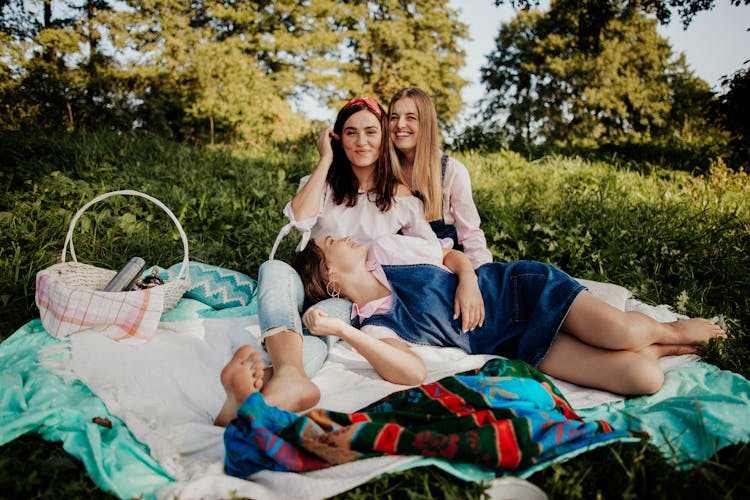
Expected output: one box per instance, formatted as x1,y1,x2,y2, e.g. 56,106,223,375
666,53,717,139
0,0,122,131
716,67,750,139
478,9,553,146
344,0,469,128
185,39,309,145
1,0,471,140
492,1,750,35
479,2,715,147
713,66,750,164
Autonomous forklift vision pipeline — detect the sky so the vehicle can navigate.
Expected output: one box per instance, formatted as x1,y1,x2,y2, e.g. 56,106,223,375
452,0,750,125
299,2,750,126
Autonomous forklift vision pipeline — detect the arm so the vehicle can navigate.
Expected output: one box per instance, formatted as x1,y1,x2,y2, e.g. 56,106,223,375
303,309,427,386
289,130,335,220
443,248,485,331
396,190,441,244
444,157,493,268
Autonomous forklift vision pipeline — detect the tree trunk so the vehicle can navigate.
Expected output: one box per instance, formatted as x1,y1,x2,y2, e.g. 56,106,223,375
66,102,74,132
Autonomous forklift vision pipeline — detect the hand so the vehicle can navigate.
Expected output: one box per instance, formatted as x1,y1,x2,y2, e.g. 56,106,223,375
454,277,485,332
302,308,346,337
316,129,336,164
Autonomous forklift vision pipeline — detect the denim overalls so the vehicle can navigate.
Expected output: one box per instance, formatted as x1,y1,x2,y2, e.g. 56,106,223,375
361,261,585,367
428,154,463,251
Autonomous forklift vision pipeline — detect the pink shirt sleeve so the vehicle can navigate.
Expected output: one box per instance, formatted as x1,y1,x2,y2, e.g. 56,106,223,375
442,156,493,268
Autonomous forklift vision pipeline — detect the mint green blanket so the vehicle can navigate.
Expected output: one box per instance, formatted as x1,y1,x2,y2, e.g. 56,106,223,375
0,297,256,499
579,360,750,467
0,319,172,499
2,303,749,498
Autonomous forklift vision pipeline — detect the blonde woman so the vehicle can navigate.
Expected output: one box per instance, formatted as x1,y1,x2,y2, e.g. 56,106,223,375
388,87,492,269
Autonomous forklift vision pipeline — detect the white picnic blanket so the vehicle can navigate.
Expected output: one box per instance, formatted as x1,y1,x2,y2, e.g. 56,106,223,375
40,280,695,500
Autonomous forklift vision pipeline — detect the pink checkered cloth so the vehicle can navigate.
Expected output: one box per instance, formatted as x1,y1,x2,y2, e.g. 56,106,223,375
36,267,164,341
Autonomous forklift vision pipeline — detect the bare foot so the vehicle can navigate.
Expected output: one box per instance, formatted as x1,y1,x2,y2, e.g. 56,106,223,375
214,345,266,427
262,365,321,413
666,318,727,345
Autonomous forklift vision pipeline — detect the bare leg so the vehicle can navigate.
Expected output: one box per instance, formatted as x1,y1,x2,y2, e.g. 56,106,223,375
561,291,726,352
539,332,665,395
639,343,699,361
261,330,321,413
214,345,266,426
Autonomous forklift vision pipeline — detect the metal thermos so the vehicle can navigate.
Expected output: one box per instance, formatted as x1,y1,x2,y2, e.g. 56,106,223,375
103,257,146,292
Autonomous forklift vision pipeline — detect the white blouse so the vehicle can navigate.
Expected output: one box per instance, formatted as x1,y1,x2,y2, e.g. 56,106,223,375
269,175,439,259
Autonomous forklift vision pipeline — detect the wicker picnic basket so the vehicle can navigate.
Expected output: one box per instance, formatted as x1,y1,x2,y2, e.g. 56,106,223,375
36,190,190,337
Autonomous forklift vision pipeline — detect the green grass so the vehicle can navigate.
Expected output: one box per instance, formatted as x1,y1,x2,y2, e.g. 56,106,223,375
1,130,748,498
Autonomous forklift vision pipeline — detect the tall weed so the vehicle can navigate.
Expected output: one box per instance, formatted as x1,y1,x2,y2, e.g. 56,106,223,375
457,149,749,377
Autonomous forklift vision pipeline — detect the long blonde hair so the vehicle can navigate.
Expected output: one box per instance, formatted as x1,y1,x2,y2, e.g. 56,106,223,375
388,87,443,221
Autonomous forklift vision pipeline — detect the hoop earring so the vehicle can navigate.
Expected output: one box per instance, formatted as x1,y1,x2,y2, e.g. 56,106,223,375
326,279,341,299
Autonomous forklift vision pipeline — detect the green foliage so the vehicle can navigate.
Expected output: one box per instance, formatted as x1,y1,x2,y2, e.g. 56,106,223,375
478,1,727,153
1,0,470,140
461,148,749,378
592,135,735,173
715,66,750,139
0,129,311,335
330,465,489,499
346,0,469,129
0,0,132,133
453,129,739,174
184,39,311,145
713,66,750,167
493,1,750,32
2,131,749,498
530,439,750,499
0,434,116,499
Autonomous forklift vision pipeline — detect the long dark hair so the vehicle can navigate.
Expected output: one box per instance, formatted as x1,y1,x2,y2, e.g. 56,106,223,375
328,98,399,212
291,240,330,307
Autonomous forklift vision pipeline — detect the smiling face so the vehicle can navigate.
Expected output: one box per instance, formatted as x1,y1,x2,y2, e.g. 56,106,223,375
389,97,419,156
341,110,383,171
313,235,367,275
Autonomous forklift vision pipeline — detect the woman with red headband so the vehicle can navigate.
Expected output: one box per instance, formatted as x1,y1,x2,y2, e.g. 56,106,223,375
229,97,443,421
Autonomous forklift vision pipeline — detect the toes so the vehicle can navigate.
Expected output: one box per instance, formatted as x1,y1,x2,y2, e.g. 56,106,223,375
240,351,261,366
232,345,256,363
710,314,727,330
710,322,727,338
233,346,263,368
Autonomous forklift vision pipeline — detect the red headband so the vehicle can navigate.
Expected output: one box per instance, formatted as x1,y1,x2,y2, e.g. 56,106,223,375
342,96,382,117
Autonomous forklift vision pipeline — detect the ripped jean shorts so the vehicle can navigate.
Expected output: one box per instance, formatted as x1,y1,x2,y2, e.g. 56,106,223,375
257,259,352,377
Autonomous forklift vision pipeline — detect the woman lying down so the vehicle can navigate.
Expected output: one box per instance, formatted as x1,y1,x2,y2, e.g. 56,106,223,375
215,233,725,427
294,233,725,393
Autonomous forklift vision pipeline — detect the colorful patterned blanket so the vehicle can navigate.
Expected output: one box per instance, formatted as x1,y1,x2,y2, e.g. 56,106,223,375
224,358,643,478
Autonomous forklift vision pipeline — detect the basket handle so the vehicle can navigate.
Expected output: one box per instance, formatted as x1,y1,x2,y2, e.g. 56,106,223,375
61,190,190,281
